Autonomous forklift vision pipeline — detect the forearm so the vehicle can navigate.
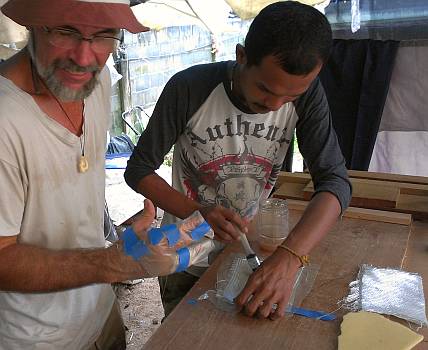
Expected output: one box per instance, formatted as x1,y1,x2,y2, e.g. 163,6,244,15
0,241,146,293
137,173,201,219
281,191,341,255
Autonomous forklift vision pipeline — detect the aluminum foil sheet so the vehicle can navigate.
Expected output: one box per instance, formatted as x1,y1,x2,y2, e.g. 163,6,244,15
344,265,428,326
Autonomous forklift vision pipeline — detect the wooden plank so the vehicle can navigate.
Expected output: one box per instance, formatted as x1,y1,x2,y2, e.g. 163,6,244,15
275,174,428,219
283,199,412,226
272,182,306,201
303,178,400,209
278,170,428,188
348,170,428,186
144,211,413,350
275,172,311,189
396,193,428,220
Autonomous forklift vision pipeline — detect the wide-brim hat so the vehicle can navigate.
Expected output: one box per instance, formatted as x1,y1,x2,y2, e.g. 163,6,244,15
1,0,150,33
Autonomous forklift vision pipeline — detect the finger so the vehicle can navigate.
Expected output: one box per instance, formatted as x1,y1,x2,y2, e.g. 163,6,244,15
257,293,277,318
269,301,287,321
235,281,256,309
221,209,247,234
213,219,241,240
235,275,264,316
132,199,156,234
212,226,234,242
244,288,270,317
142,199,156,220
206,219,235,241
269,289,292,321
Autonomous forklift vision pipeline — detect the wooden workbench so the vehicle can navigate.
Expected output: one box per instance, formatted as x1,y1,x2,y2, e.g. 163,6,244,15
144,208,428,350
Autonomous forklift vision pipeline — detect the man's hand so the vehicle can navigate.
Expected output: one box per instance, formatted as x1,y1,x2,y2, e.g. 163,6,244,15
235,248,301,320
199,205,247,242
130,199,157,236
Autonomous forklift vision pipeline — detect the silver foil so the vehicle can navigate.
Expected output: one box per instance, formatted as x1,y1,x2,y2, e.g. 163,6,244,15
344,265,428,326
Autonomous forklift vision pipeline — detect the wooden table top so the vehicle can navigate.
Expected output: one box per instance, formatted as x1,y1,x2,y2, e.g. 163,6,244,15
144,209,428,350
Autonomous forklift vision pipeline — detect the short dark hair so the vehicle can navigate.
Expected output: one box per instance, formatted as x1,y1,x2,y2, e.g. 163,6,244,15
244,1,332,75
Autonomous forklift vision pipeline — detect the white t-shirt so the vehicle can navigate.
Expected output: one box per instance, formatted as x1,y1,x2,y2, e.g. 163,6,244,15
0,67,115,350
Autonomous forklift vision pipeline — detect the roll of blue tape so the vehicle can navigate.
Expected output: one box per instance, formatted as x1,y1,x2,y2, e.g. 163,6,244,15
190,221,211,241
175,247,190,272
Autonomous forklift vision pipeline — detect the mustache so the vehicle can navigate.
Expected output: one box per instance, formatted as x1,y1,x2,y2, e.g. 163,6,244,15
54,59,100,73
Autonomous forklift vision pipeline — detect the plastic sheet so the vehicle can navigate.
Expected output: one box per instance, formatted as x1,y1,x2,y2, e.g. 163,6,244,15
208,253,319,314
343,265,428,327
351,0,361,33
122,211,215,277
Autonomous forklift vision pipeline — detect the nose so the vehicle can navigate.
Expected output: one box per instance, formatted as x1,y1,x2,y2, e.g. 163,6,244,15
69,40,97,68
264,96,287,112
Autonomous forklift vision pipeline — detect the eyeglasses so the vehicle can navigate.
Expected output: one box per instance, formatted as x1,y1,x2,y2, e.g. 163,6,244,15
42,27,121,53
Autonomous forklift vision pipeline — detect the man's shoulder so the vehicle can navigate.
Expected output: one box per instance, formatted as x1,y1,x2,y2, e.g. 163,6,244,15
171,61,229,85
0,75,31,115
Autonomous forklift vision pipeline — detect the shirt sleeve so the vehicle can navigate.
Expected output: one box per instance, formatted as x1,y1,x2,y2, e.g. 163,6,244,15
0,160,25,236
0,97,26,236
124,72,191,191
293,78,352,213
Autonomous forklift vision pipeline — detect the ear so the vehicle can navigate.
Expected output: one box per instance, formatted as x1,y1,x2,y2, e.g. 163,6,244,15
235,44,247,65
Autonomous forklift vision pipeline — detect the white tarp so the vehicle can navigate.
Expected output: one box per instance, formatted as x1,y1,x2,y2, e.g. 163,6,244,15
0,0,26,45
369,43,428,176
132,0,330,33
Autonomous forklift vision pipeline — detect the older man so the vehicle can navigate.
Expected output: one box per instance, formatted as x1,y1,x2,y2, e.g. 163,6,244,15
0,1,155,349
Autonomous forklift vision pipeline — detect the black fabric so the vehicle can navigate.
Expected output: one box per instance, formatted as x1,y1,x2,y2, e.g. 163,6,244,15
281,134,294,172
107,134,135,155
319,39,399,170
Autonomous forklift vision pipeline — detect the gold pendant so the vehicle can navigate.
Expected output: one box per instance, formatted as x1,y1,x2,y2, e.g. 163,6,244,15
78,155,89,173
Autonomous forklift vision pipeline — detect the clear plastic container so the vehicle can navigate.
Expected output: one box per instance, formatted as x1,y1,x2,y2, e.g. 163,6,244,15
257,198,289,252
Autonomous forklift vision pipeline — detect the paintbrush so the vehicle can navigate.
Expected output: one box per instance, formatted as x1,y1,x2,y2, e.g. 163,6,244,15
236,227,261,271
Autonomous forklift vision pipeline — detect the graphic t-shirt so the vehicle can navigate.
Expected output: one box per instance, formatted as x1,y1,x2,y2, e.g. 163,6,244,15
125,61,351,268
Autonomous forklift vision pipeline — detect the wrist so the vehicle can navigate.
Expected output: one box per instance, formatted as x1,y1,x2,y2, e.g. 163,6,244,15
276,244,309,267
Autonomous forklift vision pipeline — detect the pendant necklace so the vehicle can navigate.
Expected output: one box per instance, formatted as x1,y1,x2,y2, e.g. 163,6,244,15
43,83,89,173
51,94,89,174
31,58,89,173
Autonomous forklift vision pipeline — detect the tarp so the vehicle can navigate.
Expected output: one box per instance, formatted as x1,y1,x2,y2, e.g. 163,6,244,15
0,0,329,47
0,0,26,46
226,0,328,19
132,0,330,33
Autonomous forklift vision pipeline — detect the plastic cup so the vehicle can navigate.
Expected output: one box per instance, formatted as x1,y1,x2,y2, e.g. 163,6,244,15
257,198,289,252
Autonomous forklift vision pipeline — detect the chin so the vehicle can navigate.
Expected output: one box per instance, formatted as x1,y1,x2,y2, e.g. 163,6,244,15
252,105,270,114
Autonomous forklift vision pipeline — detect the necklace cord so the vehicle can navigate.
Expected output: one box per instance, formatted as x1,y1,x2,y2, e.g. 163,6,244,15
29,56,86,157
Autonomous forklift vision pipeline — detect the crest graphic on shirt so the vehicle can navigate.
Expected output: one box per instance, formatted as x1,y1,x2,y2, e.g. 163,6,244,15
181,141,282,218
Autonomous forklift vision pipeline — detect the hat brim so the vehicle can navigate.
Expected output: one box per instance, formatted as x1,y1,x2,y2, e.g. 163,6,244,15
1,0,150,33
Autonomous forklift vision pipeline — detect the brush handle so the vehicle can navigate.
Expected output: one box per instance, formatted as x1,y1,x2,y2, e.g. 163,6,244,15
238,231,255,256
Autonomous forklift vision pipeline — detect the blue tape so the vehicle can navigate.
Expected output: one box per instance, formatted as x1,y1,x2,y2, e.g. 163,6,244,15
121,227,149,261
289,306,336,321
122,227,139,255
175,247,190,272
163,225,181,247
190,221,211,241
130,240,150,260
148,227,164,245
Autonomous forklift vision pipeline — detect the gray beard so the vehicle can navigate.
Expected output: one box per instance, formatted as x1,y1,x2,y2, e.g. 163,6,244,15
27,38,101,102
